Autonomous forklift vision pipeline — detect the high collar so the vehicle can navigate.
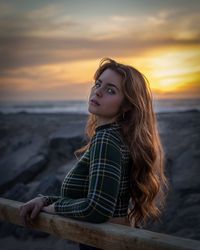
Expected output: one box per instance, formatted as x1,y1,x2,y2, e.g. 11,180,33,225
95,121,121,132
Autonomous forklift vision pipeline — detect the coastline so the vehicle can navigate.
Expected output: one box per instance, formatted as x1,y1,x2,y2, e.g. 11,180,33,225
0,110,199,249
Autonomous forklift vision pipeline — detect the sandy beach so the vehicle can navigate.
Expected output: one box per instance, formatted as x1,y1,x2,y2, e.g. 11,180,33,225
0,110,200,249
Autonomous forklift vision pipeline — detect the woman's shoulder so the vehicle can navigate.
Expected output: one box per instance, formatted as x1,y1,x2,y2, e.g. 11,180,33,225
92,124,124,147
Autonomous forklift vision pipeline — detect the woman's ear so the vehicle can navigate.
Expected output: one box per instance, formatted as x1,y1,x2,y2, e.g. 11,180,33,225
121,99,130,113
122,103,132,113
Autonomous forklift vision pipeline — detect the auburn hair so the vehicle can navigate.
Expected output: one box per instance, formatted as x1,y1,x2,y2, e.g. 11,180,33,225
76,58,168,227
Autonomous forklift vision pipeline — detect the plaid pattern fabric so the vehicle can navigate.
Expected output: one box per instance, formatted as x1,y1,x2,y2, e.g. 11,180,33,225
45,122,131,223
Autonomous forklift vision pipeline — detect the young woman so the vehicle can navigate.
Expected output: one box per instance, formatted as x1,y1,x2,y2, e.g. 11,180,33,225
20,58,168,250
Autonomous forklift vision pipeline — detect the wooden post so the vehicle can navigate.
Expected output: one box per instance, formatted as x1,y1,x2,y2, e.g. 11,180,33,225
0,198,199,250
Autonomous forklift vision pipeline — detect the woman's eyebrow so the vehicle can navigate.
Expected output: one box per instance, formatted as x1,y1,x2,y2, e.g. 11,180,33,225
97,79,120,91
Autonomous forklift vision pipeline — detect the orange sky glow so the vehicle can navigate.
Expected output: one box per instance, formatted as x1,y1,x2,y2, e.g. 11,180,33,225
0,0,199,102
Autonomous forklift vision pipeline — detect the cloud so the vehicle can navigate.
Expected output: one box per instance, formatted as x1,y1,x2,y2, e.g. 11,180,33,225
0,3,78,37
0,4,199,72
0,34,199,72
0,1,199,101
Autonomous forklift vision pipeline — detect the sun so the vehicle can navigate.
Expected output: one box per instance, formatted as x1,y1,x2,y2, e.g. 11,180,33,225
119,46,200,98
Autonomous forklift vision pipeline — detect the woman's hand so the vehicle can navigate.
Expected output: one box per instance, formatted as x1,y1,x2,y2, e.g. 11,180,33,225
42,204,55,214
19,197,46,227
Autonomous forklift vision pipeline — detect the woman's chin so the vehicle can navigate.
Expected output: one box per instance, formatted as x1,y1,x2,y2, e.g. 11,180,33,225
88,106,98,115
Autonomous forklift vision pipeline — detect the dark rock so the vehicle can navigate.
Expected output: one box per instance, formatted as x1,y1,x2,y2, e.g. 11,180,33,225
0,222,49,239
0,154,47,194
2,183,29,202
14,226,50,239
0,136,48,194
29,175,61,199
183,193,200,206
171,140,200,191
49,125,86,161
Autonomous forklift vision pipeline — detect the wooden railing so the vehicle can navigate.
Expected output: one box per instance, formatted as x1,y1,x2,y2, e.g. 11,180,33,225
0,198,199,250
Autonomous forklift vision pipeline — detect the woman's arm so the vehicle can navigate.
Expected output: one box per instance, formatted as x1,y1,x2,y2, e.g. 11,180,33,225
37,194,61,206
52,131,122,223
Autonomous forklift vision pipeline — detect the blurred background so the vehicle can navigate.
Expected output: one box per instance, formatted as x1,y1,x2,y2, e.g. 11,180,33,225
0,0,199,113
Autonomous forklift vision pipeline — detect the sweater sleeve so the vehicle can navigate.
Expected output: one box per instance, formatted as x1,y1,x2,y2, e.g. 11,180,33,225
53,131,122,223
37,194,61,206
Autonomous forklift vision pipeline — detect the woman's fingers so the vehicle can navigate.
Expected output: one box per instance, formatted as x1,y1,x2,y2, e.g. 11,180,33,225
19,202,40,226
30,205,41,219
19,198,45,227
25,214,34,227
19,204,31,226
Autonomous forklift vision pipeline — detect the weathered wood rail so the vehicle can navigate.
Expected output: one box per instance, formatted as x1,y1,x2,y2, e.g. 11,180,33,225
0,198,199,250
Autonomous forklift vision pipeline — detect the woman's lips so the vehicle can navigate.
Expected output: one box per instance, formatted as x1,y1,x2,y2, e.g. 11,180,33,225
90,99,100,106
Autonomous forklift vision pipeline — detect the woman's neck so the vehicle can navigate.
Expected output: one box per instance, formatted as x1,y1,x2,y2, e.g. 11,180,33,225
96,117,117,127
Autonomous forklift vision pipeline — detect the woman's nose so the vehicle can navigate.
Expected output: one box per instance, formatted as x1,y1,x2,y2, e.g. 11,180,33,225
94,87,103,97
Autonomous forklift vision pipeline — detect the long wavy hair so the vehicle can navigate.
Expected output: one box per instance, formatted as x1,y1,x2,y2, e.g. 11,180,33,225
76,58,168,227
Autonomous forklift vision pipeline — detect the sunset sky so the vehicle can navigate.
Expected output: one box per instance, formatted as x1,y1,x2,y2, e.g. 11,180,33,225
0,0,200,102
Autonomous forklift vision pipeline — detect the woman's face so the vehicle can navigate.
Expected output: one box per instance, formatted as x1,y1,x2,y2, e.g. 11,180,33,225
88,68,125,126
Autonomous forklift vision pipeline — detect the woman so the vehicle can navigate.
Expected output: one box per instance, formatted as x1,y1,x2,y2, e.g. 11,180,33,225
20,58,168,250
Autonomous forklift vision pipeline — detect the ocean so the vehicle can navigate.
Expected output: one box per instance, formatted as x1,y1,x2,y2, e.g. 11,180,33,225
0,98,199,114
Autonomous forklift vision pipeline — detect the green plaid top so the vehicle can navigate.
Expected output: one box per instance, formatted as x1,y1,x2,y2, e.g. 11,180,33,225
45,122,131,223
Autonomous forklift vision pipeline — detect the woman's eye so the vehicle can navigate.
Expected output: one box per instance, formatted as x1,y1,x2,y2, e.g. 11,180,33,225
107,88,115,94
94,82,100,88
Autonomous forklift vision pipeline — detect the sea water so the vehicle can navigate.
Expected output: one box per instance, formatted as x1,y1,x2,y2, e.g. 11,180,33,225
0,98,199,114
